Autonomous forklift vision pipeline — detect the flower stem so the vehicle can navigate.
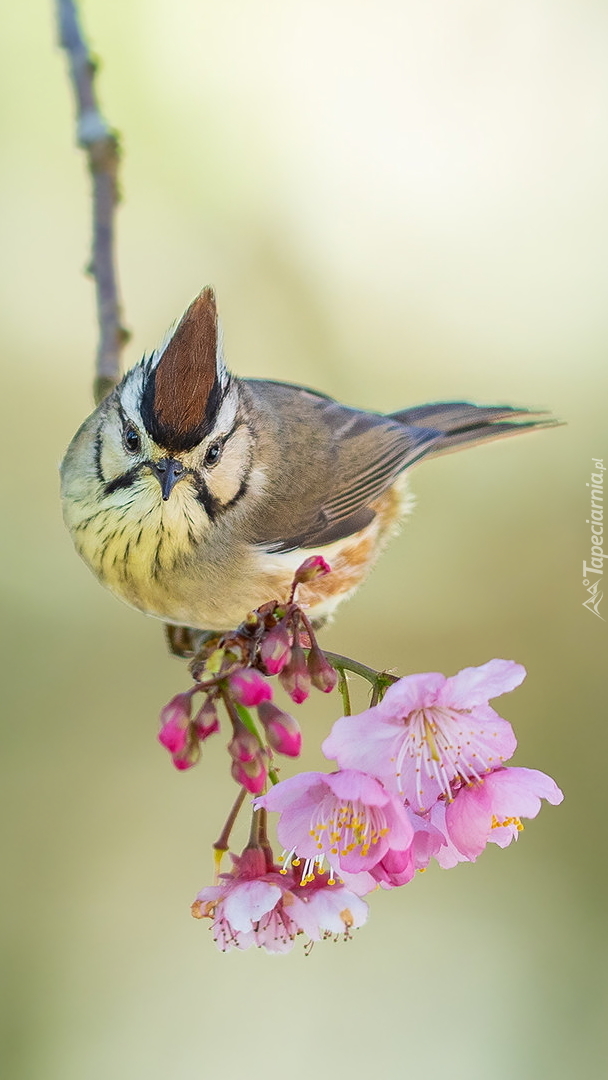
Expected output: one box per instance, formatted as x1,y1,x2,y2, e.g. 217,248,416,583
337,669,352,716
321,650,397,686
247,806,262,848
213,786,247,855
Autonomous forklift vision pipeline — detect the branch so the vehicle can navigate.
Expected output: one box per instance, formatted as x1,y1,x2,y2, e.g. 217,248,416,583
55,0,128,403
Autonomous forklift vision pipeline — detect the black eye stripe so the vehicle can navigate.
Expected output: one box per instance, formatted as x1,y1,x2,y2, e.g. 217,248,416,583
104,466,143,496
194,479,220,520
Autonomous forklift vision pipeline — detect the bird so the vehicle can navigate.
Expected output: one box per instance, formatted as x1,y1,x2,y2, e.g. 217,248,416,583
61,287,554,634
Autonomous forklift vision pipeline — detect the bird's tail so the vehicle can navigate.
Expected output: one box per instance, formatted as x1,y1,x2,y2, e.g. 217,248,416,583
389,402,558,459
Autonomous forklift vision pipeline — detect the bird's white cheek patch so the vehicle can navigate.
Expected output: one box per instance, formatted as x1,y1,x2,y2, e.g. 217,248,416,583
207,426,253,506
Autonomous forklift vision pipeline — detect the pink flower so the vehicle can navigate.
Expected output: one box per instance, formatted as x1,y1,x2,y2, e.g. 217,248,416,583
297,877,369,939
192,848,367,952
441,766,564,862
192,849,306,953
323,659,524,812
256,769,414,878
228,668,272,707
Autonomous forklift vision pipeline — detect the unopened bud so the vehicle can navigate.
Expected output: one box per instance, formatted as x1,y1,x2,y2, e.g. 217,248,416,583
228,727,260,763
192,696,220,740
231,753,268,794
307,644,338,693
257,700,302,757
279,639,311,704
260,621,292,675
228,668,273,707
158,692,192,754
293,555,332,585
172,751,197,771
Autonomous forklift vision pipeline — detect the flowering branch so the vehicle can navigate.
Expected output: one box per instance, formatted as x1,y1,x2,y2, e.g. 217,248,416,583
156,556,564,954
55,0,128,403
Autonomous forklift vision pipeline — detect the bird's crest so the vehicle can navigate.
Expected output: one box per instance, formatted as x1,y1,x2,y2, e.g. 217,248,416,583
141,287,228,451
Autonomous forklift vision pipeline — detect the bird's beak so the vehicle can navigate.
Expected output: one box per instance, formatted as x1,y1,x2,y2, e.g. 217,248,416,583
148,458,186,501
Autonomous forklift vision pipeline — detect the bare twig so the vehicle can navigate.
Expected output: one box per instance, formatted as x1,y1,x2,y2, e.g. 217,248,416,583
55,0,128,403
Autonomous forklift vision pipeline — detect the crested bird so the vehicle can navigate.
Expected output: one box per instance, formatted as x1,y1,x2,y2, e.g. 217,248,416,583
61,287,554,633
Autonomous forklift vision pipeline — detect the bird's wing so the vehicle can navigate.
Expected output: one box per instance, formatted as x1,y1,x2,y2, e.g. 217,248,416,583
245,385,441,553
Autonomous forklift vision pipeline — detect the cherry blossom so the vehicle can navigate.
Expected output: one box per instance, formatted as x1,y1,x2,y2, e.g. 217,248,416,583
192,848,367,953
257,769,414,879
441,766,564,862
323,660,524,811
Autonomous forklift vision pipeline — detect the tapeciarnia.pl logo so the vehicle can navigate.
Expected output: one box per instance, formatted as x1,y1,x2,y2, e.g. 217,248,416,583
582,458,605,619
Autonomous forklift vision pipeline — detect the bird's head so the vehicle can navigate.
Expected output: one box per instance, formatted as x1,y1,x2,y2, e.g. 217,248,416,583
61,288,256,573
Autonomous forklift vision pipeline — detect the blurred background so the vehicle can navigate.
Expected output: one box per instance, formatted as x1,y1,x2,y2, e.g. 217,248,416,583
1,1,607,1077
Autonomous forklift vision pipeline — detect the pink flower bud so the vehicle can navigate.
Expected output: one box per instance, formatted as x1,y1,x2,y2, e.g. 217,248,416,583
228,668,273,707
231,754,268,794
193,696,220,740
260,622,292,675
279,640,311,704
158,692,192,754
171,736,202,771
228,727,260,764
257,700,302,757
307,645,338,693
293,555,332,584
172,753,196,771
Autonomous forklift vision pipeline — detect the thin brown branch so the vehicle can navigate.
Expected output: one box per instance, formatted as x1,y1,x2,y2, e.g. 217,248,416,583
55,0,128,403
213,787,248,855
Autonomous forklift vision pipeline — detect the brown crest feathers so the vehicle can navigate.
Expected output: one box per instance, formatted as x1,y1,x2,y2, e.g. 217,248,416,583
141,288,226,451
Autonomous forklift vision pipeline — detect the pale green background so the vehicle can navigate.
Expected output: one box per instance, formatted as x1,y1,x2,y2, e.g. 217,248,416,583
1,2,606,1078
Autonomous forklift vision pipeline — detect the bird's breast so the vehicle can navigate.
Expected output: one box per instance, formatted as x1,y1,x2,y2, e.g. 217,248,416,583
67,474,412,631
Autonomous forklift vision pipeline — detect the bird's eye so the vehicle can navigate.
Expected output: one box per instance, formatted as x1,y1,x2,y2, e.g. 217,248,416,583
204,441,222,467
123,426,141,454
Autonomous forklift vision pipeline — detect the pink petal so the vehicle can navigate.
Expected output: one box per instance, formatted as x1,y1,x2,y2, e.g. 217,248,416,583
485,766,564,817
428,802,468,868
305,886,368,934
438,659,526,708
445,766,563,861
322,715,402,782
195,884,223,904
283,891,323,941
256,772,327,813
324,769,394,807
330,868,378,896
379,672,447,713
223,880,282,933
276,799,326,858
445,783,493,861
